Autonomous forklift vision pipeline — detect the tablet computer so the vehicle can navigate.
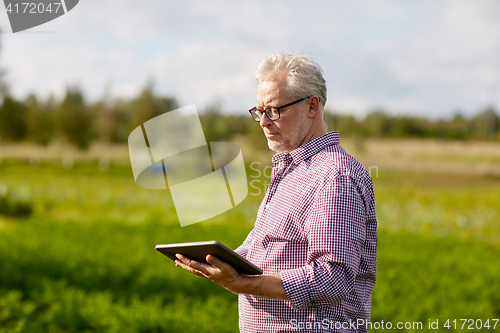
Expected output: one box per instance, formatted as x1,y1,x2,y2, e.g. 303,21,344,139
155,241,263,275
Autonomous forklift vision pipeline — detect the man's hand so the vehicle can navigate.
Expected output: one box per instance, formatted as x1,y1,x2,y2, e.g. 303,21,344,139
175,253,242,294
175,253,288,300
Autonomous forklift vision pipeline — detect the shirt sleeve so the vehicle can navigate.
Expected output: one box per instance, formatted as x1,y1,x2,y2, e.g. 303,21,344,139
280,174,367,310
234,228,255,259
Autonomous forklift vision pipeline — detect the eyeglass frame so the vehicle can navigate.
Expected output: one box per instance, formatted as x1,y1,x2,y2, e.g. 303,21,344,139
249,95,317,122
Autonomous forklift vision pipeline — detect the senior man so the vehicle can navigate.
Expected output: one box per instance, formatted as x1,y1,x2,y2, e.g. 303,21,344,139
175,52,377,332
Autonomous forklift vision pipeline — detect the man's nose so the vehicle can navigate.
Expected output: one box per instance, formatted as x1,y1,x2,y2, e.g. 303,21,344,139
259,112,273,128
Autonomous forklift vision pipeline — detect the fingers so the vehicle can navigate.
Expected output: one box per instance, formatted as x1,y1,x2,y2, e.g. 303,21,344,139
174,253,240,293
205,254,225,269
206,254,238,276
175,253,198,268
176,254,218,271
175,258,208,278
175,254,238,283
175,253,212,278
175,253,192,266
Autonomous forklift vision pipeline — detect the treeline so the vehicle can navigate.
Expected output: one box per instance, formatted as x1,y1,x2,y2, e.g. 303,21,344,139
0,85,257,150
0,86,499,150
0,84,178,149
324,109,500,141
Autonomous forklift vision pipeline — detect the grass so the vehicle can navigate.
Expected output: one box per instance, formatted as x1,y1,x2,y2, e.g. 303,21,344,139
0,221,498,332
0,221,248,333
374,231,500,325
373,169,500,244
0,139,499,332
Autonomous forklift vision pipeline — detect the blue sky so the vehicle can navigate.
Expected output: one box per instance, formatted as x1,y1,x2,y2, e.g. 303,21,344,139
1,0,499,118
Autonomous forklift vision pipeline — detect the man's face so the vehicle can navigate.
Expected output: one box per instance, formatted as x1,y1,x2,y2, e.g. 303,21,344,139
256,75,311,153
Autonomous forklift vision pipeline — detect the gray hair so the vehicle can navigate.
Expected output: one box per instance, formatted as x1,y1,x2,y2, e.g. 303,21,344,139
254,52,327,109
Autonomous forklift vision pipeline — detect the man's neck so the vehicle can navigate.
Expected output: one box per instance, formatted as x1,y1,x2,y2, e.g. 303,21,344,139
296,120,327,150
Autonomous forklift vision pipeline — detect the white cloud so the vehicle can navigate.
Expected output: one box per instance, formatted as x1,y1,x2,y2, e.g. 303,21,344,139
1,0,499,117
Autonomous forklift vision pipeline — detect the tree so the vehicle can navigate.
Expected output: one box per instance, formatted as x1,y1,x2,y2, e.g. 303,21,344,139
0,28,7,102
129,83,158,131
95,100,113,144
471,108,498,140
129,82,178,131
109,100,131,143
446,113,469,140
393,116,429,138
0,95,28,141
26,94,54,145
94,91,132,144
332,114,360,137
363,110,393,137
57,87,93,149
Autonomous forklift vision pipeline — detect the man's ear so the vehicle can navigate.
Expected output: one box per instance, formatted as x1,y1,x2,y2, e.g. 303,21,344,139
307,95,321,119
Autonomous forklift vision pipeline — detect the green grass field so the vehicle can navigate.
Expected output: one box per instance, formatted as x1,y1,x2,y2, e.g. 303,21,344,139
0,140,499,332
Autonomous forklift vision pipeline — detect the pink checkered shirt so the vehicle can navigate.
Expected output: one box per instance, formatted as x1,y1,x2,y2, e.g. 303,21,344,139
235,132,377,332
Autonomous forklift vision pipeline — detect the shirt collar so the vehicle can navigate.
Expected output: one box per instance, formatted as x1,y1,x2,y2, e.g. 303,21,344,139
272,131,340,166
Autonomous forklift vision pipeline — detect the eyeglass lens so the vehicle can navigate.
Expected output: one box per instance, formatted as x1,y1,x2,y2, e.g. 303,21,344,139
251,108,279,121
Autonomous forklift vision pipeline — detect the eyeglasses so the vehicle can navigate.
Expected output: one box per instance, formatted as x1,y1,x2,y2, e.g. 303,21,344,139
249,96,312,122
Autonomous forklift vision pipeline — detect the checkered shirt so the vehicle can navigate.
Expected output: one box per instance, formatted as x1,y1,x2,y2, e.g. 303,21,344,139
234,132,377,333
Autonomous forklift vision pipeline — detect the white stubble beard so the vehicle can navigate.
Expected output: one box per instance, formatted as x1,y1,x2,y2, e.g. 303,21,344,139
267,110,310,153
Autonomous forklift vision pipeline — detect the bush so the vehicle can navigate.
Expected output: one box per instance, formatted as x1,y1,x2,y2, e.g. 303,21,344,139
0,184,33,218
